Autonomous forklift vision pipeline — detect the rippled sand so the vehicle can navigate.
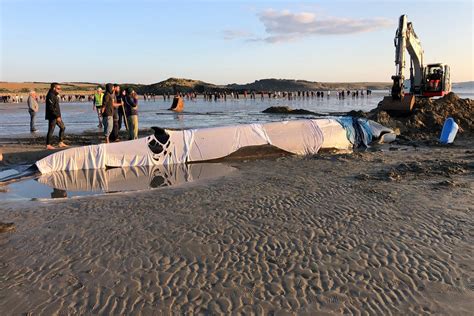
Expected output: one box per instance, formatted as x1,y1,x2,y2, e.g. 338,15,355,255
0,141,473,314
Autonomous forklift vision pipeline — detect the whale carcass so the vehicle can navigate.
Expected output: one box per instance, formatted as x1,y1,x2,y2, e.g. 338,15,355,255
35,118,394,174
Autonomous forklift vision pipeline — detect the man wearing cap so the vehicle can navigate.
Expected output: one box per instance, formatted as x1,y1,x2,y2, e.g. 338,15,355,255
92,87,104,128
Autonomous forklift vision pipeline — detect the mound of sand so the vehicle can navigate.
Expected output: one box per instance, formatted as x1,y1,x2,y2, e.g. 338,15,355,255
368,93,474,139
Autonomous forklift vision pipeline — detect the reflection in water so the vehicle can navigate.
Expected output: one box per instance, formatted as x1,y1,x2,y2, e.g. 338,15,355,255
37,163,236,194
51,188,67,199
174,113,184,122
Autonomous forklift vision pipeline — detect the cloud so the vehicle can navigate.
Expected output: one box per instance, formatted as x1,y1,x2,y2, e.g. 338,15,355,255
255,9,393,43
222,29,254,40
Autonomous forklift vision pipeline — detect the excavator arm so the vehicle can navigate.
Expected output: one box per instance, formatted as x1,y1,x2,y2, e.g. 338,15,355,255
391,15,424,99
391,15,407,100
405,20,424,94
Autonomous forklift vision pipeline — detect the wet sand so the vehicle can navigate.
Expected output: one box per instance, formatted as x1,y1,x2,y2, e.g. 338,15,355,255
0,134,473,314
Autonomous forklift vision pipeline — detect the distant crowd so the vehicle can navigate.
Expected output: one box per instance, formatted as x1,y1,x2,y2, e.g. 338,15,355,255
2,89,374,104
1,93,91,103
141,89,373,102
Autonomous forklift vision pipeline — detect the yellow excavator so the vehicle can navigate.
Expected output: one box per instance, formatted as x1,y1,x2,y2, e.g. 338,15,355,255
380,14,451,112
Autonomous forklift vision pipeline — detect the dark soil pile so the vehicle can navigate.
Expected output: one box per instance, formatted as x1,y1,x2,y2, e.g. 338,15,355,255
367,93,474,140
262,106,319,115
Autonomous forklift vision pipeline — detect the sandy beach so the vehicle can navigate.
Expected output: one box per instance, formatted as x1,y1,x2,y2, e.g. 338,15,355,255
0,132,473,314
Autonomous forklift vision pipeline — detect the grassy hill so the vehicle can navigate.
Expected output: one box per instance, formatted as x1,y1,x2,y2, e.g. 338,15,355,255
0,82,97,94
138,78,219,94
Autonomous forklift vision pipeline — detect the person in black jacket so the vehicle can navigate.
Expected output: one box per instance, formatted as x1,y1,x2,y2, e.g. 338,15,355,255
124,88,139,140
101,83,122,143
45,82,67,149
110,84,123,142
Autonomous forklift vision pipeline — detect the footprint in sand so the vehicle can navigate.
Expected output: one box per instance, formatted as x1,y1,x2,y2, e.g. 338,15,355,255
0,222,15,234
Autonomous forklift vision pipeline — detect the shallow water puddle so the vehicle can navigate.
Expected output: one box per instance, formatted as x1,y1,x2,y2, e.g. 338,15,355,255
0,163,236,201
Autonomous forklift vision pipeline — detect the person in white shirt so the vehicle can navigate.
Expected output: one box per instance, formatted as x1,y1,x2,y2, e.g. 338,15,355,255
27,90,39,132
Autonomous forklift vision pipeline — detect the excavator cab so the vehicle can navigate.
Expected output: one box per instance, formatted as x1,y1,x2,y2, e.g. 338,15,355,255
422,63,451,97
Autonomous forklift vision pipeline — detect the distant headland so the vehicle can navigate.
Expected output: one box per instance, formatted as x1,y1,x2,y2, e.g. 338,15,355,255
1,78,471,95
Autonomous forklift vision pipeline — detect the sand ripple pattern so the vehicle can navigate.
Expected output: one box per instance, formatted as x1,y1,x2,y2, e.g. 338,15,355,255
0,147,473,314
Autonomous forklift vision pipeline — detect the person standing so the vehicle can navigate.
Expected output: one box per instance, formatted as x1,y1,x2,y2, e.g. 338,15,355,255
45,83,67,149
110,84,123,142
27,90,39,132
124,88,139,140
118,89,126,131
101,83,115,143
92,87,104,128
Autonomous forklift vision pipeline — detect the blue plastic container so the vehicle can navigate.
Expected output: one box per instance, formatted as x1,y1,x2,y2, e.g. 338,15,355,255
439,117,459,144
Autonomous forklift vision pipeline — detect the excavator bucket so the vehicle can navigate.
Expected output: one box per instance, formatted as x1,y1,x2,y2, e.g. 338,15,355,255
379,95,415,112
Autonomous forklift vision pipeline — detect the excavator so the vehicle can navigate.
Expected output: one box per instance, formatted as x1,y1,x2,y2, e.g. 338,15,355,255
380,14,451,112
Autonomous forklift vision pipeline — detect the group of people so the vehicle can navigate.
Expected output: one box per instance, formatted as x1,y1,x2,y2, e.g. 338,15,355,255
27,82,139,149
143,93,161,102
337,89,373,99
1,95,24,103
3,93,92,104
165,90,374,102
92,84,139,143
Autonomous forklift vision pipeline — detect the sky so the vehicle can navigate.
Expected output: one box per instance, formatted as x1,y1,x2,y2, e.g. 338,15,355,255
0,0,472,84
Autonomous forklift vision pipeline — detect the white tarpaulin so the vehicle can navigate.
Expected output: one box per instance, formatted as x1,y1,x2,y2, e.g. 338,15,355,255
35,119,354,174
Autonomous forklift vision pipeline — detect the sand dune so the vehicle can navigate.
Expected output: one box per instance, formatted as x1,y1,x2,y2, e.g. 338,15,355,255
0,141,473,314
